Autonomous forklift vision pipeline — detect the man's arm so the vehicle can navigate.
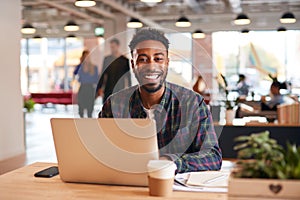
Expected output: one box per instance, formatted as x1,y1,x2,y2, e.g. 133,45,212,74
98,97,113,118
96,58,109,97
162,102,222,173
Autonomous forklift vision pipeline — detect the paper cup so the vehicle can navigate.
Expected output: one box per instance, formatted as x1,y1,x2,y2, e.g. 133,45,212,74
147,160,177,197
147,160,177,179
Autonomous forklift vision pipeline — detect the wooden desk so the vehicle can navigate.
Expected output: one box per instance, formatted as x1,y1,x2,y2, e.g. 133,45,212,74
0,162,227,200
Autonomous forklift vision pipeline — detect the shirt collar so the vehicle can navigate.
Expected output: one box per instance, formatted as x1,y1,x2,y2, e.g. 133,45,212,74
130,82,171,114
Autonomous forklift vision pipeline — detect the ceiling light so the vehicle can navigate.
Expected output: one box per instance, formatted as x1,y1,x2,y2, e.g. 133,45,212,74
140,0,162,3
21,23,36,34
64,20,79,32
277,27,287,32
74,0,96,7
192,30,206,39
33,35,42,39
175,16,191,27
241,29,250,33
66,34,78,42
67,34,76,38
280,12,296,24
127,18,143,28
234,13,251,25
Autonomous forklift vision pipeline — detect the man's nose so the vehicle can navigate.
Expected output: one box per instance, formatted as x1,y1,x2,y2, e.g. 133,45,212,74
145,62,158,70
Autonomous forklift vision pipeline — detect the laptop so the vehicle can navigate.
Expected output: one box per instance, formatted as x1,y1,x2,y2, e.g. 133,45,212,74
50,118,159,186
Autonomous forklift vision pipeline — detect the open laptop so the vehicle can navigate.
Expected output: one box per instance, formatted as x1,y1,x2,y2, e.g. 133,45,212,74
50,118,159,186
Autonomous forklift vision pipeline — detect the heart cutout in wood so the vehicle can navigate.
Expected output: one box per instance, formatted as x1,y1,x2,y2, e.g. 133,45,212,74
269,184,282,194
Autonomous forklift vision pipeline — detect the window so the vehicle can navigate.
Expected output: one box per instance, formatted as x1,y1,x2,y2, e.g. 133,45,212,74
212,30,300,99
20,37,84,94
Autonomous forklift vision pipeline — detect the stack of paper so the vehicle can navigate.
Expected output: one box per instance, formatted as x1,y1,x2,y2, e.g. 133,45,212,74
187,171,229,187
173,171,230,193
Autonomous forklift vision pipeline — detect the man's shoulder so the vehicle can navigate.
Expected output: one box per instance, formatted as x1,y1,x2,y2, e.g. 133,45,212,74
119,55,129,60
167,82,203,101
108,85,138,100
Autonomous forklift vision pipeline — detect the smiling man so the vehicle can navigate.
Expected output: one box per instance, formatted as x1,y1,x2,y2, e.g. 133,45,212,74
98,28,222,173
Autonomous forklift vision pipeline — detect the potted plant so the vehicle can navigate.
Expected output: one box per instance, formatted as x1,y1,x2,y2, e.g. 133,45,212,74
228,130,300,199
24,97,35,113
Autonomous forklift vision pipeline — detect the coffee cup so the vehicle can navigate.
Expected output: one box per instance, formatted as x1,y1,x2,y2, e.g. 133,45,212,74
147,160,177,197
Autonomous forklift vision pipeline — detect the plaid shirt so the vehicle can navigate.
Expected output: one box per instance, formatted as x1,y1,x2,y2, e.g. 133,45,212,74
99,82,222,173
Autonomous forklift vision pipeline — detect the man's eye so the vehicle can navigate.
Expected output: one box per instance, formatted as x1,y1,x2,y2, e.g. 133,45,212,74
154,57,164,62
138,58,148,62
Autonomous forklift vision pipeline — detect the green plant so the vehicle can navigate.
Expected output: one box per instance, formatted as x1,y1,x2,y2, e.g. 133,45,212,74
24,98,35,112
233,130,300,179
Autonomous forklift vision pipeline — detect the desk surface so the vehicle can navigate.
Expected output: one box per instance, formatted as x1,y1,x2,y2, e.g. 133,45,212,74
0,162,227,200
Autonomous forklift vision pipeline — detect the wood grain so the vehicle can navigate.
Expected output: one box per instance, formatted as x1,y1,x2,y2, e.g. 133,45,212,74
0,162,227,200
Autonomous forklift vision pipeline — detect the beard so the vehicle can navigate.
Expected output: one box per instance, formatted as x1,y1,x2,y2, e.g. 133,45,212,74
141,83,164,93
134,65,168,94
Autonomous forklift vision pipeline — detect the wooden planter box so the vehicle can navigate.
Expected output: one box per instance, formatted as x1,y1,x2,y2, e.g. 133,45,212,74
228,175,300,200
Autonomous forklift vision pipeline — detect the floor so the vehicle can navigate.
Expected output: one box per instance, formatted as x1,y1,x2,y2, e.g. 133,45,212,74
25,103,102,165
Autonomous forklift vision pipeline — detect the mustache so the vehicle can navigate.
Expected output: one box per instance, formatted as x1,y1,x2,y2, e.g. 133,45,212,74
140,70,163,75
138,65,163,74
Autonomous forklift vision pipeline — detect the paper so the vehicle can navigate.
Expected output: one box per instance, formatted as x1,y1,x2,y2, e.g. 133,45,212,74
173,184,228,193
173,171,228,193
173,161,233,193
187,171,229,187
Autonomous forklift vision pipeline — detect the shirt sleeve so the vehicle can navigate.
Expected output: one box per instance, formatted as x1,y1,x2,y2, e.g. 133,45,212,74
98,98,113,118
96,59,108,94
162,101,222,173
73,64,81,75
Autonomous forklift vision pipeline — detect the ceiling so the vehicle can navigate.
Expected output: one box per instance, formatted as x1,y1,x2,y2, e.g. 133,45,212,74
21,0,300,38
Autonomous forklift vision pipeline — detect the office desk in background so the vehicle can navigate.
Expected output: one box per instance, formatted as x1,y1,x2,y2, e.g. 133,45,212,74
0,162,227,200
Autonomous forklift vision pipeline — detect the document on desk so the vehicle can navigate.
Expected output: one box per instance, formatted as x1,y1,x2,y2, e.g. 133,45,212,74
173,171,229,193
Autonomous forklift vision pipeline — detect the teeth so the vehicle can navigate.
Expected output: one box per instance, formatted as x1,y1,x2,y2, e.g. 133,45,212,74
144,75,159,80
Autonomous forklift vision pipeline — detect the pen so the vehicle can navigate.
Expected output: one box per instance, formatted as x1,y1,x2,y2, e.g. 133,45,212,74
174,178,187,187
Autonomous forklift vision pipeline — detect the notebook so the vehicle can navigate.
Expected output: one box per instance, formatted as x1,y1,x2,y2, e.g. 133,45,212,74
186,171,229,187
50,118,159,186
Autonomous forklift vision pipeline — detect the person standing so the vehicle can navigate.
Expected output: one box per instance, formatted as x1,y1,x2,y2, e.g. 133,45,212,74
96,38,131,103
74,50,99,118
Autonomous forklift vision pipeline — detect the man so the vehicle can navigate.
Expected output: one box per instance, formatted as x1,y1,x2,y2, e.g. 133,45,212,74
96,38,131,102
98,28,222,173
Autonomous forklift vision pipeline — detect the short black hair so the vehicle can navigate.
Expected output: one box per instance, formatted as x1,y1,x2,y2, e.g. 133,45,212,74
271,81,281,89
128,28,169,52
239,74,245,79
110,38,120,45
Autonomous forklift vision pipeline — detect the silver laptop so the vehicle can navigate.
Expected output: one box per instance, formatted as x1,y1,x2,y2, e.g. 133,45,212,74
50,118,159,186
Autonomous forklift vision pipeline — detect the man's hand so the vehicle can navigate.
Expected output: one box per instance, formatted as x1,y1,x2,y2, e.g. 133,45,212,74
97,89,104,97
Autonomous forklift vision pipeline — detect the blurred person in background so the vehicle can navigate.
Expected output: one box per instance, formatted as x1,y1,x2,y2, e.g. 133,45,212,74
74,50,99,118
96,38,131,103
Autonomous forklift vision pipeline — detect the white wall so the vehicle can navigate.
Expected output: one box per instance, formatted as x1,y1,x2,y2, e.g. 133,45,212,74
0,1,24,160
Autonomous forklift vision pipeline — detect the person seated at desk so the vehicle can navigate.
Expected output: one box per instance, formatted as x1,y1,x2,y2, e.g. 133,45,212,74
236,74,250,98
261,81,292,111
98,28,222,173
